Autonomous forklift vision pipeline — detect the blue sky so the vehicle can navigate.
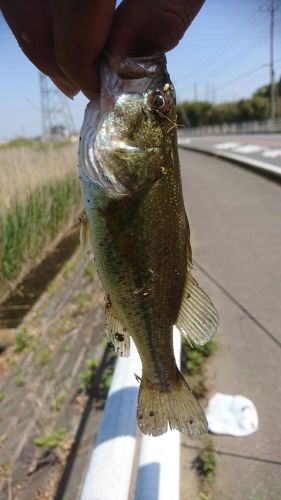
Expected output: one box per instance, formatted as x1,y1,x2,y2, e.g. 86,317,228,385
0,0,280,139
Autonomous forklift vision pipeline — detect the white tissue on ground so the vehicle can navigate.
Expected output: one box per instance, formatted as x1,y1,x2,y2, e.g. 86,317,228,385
205,392,258,436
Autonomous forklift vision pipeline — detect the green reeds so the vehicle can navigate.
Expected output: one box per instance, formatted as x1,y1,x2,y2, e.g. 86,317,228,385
0,174,81,296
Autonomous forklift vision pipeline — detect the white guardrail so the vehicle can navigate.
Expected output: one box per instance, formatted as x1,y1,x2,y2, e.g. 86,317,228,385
80,328,181,500
177,118,281,136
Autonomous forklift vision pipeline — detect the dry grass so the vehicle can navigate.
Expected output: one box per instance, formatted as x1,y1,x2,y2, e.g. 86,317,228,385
0,142,78,213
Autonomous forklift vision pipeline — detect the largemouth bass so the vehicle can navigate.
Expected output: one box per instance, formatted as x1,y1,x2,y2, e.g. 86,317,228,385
78,54,218,436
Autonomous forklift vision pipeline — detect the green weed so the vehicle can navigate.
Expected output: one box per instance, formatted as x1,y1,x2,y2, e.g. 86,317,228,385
63,341,74,353
73,290,87,307
199,340,218,357
0,435,6,446
0,174,81,297
194,439,218,500
182,340,218,377
84,261,95,280
51,391,66,411
182,339,218,398
62,258,76,279
199,493,211,500
0,391,5,403
36,346,51,365
199,450,218,481
78,359,97,392
47,280,58,295
15,326,30,352
9,356,18,367
101,367,113,392
34,427,68,449
185,350,204,375
14,374,26,387
0,137,72,151
0,462,11,478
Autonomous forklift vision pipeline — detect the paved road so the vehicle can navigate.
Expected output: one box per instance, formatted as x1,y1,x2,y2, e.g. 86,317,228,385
179,149,281,499
178,134,281,177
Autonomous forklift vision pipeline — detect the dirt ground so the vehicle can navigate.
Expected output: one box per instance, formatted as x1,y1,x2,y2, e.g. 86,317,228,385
0,234,213,500
0,245,115,500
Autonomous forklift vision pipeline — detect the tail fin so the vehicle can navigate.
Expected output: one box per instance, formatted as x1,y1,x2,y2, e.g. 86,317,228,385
137,371,207,436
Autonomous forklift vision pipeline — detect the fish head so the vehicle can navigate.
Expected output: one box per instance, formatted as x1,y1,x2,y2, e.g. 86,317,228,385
79,54,177,199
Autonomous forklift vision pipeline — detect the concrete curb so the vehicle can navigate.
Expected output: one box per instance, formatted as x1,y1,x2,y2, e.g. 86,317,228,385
178,143,281,181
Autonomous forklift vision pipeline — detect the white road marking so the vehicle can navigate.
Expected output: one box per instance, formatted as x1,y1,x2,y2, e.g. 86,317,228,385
214,142,240,150
262,149,281,159
177,138,191,145
233,144,265,154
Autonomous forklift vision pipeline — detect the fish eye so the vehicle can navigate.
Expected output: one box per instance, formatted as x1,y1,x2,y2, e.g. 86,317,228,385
152,92,168,112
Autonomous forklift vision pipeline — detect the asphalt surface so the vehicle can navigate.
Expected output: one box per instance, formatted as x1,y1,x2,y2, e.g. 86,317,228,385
178,134,281,178
180,148,281,499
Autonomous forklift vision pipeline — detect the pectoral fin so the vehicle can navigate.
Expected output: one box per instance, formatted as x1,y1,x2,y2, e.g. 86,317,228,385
105,297,130,357
176,272,218,346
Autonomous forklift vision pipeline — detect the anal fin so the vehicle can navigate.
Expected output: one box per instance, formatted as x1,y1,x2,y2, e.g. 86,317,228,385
105,297,130,357
176,272,219,346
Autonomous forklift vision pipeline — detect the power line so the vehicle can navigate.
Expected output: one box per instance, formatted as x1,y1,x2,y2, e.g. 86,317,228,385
217,65,267,89
175,8,261,85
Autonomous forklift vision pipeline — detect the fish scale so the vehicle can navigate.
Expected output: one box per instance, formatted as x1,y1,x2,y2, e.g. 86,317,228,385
78,53,218,436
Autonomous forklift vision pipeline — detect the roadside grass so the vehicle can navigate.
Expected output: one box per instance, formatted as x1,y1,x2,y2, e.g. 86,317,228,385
15,325,31,352
0,141,81,301
182,339,218,398
182,339,219,500
35,346,52,366
194,438,218,500
78,359,98,393
14,371,26,387
0,462,11,479
51,391,67,412
34,427,69,461
0,175,80,282
0,141,77,210
84,261,95,280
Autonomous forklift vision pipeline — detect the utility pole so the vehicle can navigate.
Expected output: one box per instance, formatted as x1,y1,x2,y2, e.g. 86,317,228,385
212,84,216,104
269,0,276,121
205,81,210,102
260,0,279,122
193,82,198,101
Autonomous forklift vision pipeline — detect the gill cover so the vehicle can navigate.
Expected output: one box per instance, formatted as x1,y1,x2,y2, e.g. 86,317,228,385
78,54,175,198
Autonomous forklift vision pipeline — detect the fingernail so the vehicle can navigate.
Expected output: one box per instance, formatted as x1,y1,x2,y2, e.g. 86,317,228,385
21,32,31,43
51,77,80,99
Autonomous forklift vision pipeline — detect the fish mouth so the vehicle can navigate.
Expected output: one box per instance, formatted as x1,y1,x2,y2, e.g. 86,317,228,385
103,53,166,80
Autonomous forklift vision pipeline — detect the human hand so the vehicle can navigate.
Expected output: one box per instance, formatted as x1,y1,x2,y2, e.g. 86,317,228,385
0,0,205,99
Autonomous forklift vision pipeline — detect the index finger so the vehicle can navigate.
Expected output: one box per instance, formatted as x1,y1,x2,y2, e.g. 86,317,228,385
107,0,205,56
51,0,116,98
